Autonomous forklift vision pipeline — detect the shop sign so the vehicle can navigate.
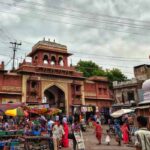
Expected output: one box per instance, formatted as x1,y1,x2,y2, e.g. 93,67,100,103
2,98,20,104
0,86,21,92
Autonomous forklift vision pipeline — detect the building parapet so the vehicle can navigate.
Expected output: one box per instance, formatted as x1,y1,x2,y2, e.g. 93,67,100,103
32,40,67,55
113,78,138,88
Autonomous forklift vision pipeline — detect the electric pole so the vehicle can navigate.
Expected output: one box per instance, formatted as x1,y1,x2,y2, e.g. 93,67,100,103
10,41,21,70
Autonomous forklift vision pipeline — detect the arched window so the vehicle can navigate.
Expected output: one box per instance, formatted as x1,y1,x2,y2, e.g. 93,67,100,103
58,57,64,66
31,81,37,88
33,55,38,64
34,56,38,61
50,56,56,65
43,54,49,64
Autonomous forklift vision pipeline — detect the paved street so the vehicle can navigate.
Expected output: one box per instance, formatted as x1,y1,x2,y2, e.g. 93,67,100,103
62,127,135,150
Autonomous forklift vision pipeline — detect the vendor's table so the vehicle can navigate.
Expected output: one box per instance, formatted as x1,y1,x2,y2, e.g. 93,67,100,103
23,136,53,150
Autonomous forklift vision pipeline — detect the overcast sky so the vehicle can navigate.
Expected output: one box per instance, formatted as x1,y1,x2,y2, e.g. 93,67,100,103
0,0,150,78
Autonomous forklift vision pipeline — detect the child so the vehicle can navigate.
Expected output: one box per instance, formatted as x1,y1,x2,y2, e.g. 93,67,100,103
105,130,111,145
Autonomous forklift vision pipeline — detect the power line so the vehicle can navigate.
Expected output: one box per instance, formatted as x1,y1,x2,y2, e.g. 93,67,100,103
0,26,148,63
75,66,134,75
5,58,12,67
12,1,150,31
71,52,149,62
0,3,149,36
17,0,150,26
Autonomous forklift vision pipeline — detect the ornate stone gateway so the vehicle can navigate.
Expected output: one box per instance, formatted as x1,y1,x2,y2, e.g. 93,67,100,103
44,85,66,113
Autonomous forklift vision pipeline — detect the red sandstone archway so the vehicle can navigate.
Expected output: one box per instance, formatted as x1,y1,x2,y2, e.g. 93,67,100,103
44,85,65,113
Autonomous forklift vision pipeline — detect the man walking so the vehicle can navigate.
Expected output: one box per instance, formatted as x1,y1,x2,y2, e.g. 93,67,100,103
135,116,150,150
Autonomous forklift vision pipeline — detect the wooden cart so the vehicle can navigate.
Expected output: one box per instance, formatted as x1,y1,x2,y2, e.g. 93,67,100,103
23,136,53,150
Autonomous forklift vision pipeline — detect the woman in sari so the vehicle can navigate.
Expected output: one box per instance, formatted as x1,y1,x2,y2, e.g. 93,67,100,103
95,122,102,144
114,120,122,146
62,122,69,147
121,122,129,144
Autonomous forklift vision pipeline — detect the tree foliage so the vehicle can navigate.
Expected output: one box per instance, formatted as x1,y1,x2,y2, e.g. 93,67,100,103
106,68,127,82
76,60,105,77
76,60,127,82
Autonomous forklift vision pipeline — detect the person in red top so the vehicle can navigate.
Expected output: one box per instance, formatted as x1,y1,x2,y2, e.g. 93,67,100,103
62,122,69,147
95,121,102,145
121,122,129,144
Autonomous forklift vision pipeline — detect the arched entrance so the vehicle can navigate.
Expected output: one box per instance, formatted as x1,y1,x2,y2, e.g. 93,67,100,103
44,85,65,113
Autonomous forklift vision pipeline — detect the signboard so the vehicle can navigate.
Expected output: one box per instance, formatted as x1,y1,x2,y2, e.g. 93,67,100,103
2,98,20,104
42,97,47,103
0,86,21,92
74,131,85,150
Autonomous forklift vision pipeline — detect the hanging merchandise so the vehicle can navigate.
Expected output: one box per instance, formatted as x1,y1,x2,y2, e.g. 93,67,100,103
87,107,93,112
87,107,91,112
96,106,99,112
74,107,77,114
90,107,93,112
73,107,80,114
81,107,87,113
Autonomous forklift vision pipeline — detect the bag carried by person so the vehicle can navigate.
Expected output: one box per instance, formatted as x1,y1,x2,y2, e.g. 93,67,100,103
68,133,75,139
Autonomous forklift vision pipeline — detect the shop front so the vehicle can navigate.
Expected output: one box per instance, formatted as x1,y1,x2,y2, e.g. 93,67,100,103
72,105,96,122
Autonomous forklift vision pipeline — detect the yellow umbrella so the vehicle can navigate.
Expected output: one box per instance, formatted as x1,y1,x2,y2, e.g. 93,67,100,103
5,107,25,117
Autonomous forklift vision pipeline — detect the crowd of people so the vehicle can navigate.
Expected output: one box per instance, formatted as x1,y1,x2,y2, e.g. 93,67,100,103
0,111,150,150
87,114,150,150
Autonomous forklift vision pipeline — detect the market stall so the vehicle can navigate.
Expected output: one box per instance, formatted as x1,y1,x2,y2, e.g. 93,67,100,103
0,103,63,150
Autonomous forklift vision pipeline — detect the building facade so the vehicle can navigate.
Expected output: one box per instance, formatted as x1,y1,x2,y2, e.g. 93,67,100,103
113,64,150,109
113,79,139,108
134,64,150,82
0,39,113,114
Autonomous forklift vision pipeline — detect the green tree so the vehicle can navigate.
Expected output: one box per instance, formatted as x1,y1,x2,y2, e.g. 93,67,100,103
75,60,105,77
106,68,127,88
106,68,127,82
75,60,127,86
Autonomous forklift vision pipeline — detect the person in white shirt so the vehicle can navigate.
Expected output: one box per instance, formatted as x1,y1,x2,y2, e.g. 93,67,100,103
135,116,150,150
47,118,54,137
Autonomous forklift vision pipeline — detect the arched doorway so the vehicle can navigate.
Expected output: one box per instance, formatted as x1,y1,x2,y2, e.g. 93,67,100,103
44,85,65,113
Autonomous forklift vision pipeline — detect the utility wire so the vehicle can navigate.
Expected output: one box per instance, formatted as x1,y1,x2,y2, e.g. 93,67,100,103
16,0,150,26
0,26,149,63
4,58,12,67
0,3,149,36
72,52,149,62
10,1,150,31
75,66,134,75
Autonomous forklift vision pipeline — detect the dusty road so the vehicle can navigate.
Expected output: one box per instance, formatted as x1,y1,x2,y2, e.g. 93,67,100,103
62,127,135,150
